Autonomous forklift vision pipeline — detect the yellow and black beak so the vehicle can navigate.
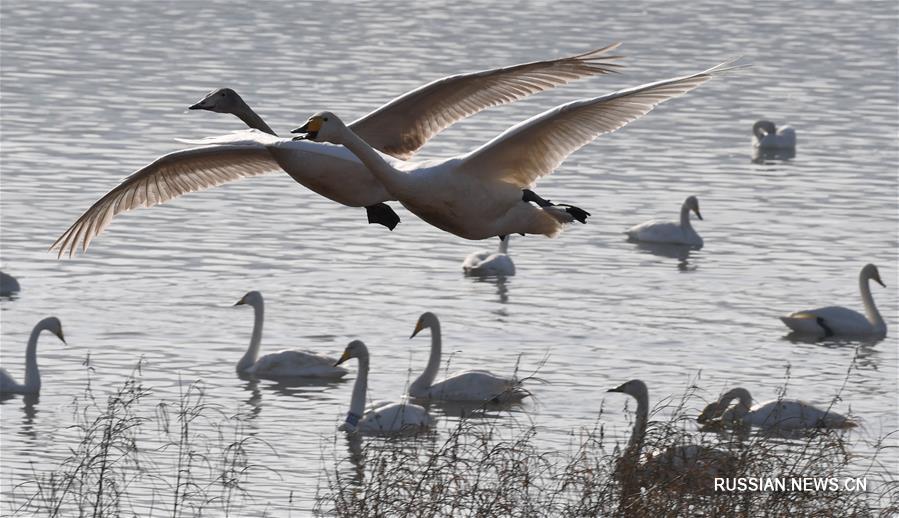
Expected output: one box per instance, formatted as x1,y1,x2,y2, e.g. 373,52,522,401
410,320,425,339
693,206,703,221
607,383,626,394
233,296,246,307
57,328,67,345
291,117,322,140
874,275,886,288
334,349,352,367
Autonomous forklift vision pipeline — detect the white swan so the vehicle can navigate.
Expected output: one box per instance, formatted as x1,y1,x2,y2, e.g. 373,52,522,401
752,120,796,150
52,46,624,256
334,340,434,435
0,317,66,395
607,380,736,485
625,195,703,247
697,387,857,431
780,263,887,338
408,312,527,402
233,291,348,379
293,61,737,241
462,236,515,277
0,271,20,297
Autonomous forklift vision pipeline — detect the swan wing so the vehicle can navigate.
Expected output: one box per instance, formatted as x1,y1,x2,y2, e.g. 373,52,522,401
348,44,623,160
360,402,434,434
0,369,21,393
459,60,738,187
250,350,348,378
749,400,855,430
428,370,524,402
51,141,280,258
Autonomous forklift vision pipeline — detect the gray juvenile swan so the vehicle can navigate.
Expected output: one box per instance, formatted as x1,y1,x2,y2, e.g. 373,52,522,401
334,340,434,435
780,263,887,339
0,317,66,395
697,387,857,431
233,291,348,379
408,312,527,402
52,46,624,256
293,61,739,241
608,380,736,488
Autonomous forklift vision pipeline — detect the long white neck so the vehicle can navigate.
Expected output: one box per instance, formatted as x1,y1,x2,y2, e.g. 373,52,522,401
349,352,370,418
679,203,694,231
410,319,442,394
237,300,264,373
627,387,649,455
498,237,510,255
233,99,276,136
24,319,53,391
859,273,885,332
335,125,406,192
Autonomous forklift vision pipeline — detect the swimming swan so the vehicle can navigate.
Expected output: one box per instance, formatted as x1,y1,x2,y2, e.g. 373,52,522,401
697,387,857,431
293,61,738,240
0,271,20,297
0,317,65,395
625,195,703,247
408,312,527,402
752,120,796,150
52,46,623,256
608,380,736,486
233,291,348,379
462,236,515,276
334,340,434,435
780,263,887,339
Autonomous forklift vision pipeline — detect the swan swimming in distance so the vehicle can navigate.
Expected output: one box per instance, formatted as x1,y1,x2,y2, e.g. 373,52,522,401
697,387,857,432
625,195,703,247
293,61,740,241
780,263,887,339
334,340,434,435
607,380,736,488
233,291,348,379
462,235,515,277
752,120,796,150
408,312,527,402
0,317,66,395
51,46,624,257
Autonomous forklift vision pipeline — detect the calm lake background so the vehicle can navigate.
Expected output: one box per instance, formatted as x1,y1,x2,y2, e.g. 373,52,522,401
1,0,896,514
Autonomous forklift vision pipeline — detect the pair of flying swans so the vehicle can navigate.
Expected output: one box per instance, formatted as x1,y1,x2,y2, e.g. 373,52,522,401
51,45,623,256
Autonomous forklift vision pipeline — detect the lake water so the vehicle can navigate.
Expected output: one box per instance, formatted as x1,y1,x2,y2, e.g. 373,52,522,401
1,0,896,514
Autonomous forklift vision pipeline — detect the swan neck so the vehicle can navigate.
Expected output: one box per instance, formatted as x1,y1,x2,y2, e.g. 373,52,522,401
349,354,370,417
723,388,752,410
627,390,649,455
237,301,264,372
679,203,693,230
411,320,442,393
235,100,276,136
24,321,46,391
337,126,404,190
859,273,884,330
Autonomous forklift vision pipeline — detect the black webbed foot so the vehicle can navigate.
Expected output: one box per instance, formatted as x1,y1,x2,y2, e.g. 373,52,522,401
499,235,507,241
365,203,400,230
521,189,553,207
557,203,591,224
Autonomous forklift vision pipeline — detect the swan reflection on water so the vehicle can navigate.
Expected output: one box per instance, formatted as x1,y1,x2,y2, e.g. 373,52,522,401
466,274,511,304
751,147,796,164
629,241,700,272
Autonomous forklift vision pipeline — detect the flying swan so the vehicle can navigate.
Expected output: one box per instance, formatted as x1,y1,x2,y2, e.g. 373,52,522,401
462,235,515,276
408,312,527,402
697,387,857,431
51,45,624,256
780,263,887,339
0,317,66,395
292,60,739,241
233,291,348,379
334,340,434,435
625,195,704,247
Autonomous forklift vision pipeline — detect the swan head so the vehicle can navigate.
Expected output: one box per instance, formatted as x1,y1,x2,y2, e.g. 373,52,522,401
189,88,243,114
684,196,703,220
862,263,885,288
291,111,346,143
752,120,777,139
410,312,439,339
335,339,368,366
234,290,263,307
697,400,725,424
43,317,66,344
607,379,648,400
